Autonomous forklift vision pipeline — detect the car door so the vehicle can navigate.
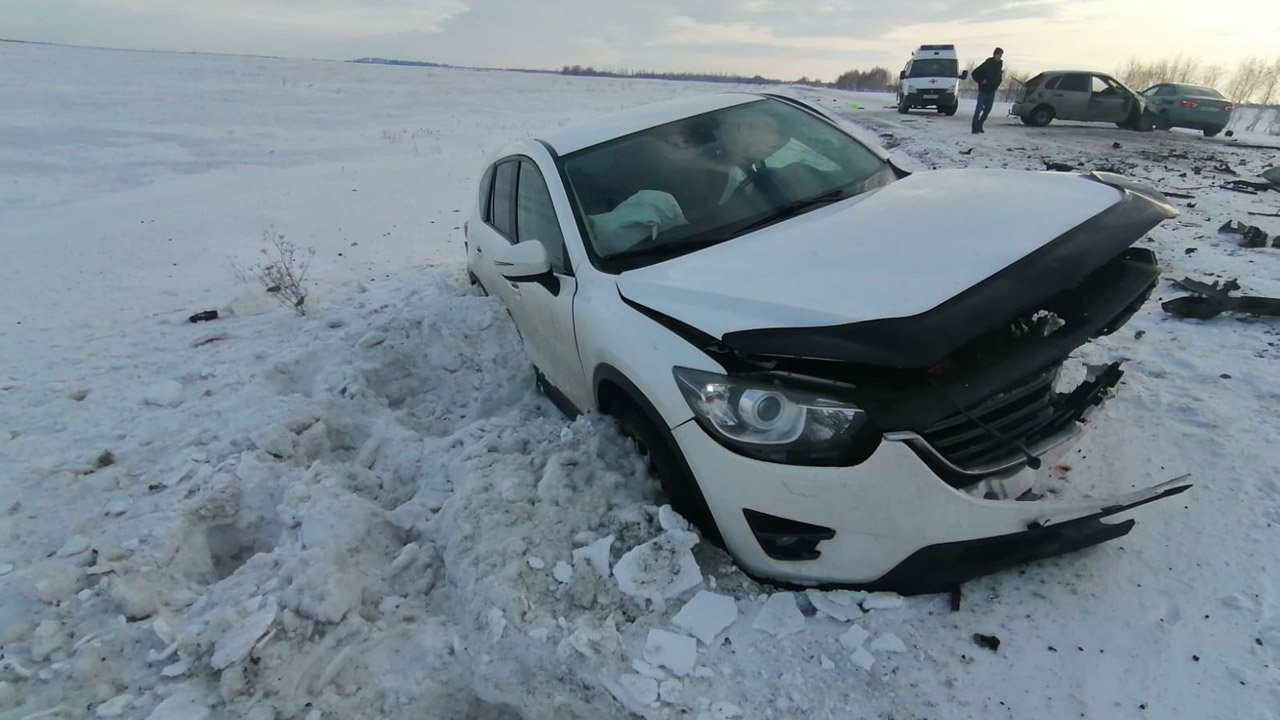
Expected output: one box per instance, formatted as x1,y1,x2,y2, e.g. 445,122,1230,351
1051,73,1091,120
1143,85,1178,123
1087,75,1130,123
505,159,589,408
470,159,519,296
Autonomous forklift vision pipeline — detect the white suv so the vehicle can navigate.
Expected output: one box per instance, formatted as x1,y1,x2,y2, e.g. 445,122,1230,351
464,92,1189,593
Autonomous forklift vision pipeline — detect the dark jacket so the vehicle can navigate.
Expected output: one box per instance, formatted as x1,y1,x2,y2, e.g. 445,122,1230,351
971,57,1004,93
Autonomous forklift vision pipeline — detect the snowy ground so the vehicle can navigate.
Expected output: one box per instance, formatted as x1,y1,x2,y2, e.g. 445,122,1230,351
3,41,1280,720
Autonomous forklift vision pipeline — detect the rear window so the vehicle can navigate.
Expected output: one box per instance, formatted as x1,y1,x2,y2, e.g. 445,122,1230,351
1179,84,1225,99
908,59,958,78
1025,73,1048,89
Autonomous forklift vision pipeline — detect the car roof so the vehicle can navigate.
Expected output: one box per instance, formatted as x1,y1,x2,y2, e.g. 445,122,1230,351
1041,70,1114,76
538,92,766,155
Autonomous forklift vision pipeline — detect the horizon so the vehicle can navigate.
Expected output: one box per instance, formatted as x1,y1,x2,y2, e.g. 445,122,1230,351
4,1,1278,84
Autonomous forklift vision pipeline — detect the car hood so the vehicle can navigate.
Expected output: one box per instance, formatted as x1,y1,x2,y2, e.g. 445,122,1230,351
616,169,1176,368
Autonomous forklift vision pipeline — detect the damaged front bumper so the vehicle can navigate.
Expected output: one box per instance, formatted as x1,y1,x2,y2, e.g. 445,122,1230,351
673,416,1191,594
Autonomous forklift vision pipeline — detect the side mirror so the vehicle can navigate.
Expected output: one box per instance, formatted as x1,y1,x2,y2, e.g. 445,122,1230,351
959,70,969,80
493,240,560,294
494,240,550,280
898,71,906,80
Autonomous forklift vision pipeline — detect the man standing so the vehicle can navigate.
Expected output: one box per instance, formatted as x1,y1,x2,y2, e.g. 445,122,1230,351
970,47,1004,134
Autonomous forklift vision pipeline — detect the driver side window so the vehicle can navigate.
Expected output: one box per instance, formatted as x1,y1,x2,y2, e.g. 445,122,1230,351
516,161,569,274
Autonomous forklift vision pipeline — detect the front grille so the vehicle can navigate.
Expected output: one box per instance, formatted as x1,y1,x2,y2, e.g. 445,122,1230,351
920,366,1065,471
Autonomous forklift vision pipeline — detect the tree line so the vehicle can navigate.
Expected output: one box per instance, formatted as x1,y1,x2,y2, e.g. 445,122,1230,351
1116,56,1280,105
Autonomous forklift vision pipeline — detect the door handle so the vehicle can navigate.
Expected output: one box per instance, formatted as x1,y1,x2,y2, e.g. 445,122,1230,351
475,246,483,255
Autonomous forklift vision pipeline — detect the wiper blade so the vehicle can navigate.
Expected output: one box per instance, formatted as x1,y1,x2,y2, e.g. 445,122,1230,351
604,238,726,264
727,186,855,237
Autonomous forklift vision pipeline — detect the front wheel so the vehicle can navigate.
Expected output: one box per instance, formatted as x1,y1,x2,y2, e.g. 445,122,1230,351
1157,111,1173,130
897,97,910,114
611,398,722,546
943,101,959,116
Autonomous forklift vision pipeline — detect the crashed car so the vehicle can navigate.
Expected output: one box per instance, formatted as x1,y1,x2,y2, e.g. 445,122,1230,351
1012,70,1158,131
1141,83,1233,137
464,92,1189,593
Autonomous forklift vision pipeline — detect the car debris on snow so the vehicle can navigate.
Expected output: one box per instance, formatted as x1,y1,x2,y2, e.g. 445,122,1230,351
1163,277,1280,319
1218,220,1273,248
973,633,1002,652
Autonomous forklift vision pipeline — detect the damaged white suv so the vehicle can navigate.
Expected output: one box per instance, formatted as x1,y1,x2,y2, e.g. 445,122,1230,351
464,92,1190,593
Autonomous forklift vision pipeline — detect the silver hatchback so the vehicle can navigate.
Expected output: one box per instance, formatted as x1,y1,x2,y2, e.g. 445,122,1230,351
1011,70,1157,131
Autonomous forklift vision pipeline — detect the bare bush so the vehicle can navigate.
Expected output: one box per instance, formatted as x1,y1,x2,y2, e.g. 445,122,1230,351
249,228,314,316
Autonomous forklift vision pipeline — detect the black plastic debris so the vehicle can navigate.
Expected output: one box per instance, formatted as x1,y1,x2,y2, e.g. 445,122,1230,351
1264,167,1280,188
1226,180,1274,193
1218,220,1271,248
1044,161,1075,172
1163,277,1280,319
188,310,219,323
1111,142,1122,149
973,633,1001,652
1212,161,1238,175
959,148,974,156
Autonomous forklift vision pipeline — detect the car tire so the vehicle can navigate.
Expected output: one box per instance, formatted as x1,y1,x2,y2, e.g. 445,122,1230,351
468,272,489,296
1157,111,1173,130
1204,127,1223,138
1027,104,1055,127
944,101,959,116
610,395,723,547
897,97,910,114
1133,112,1155,132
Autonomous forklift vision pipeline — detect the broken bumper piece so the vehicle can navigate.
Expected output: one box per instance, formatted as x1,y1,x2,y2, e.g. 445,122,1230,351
872,480,1191,595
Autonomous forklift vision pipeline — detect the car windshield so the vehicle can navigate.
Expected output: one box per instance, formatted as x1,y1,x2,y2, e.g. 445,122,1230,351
909,59,958,78
562,98,894,270
1179,84,1226,99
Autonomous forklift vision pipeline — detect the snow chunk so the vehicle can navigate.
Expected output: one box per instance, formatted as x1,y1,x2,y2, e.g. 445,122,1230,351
806,589,866,622
143,380,184,408
751,592,805,638
659,679,683,703
850,646,876,671
95,694,135,717
619,674,659,705
870,631,906,653
711,701,744,719
644,629,697,677
672,590,738,645
527,556,546,570
146,687,210,720
572,535,613,578
211,597,277,670
838,623,871,650
613,529,701,611
56,535,91,558
820,654,836,670
0,563,12,576
553,561,573,583
862,592,904,610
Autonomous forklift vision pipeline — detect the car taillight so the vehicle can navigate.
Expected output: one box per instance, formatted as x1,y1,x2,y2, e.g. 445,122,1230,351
1224,104,1233,113
1180,100,1199,108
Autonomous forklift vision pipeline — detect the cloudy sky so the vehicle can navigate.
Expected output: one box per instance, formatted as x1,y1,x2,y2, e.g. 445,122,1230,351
5,0,1278,81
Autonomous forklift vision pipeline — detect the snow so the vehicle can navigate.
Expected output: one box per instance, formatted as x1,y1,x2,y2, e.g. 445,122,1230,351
612,526,703,611
869,631,907,654
750,593,806,638
671,591,738,645
2,39,1279,720
643,629,698,676
838,624,871,650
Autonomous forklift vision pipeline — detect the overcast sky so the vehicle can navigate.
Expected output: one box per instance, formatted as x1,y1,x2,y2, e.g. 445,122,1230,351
5,0,1278,81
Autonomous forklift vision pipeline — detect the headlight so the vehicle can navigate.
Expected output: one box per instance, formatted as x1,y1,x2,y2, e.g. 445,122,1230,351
673,367,879,466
